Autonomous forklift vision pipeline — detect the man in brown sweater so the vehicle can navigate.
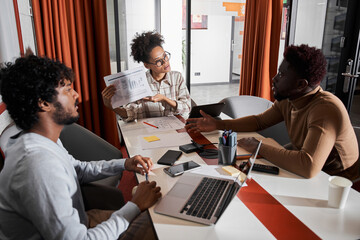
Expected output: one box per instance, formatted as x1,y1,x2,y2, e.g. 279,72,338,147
186,45,359,180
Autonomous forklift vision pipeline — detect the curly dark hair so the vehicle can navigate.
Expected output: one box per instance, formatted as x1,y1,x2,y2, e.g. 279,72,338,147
130,31,164,63
283,44,327,87
0,55,74,130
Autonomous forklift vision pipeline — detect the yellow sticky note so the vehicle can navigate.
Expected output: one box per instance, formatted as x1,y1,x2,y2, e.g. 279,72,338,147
222,166,240,176
143,136,160,142
222,166,246,181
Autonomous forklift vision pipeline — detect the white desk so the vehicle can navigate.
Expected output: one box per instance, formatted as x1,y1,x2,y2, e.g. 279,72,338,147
119,116,360,240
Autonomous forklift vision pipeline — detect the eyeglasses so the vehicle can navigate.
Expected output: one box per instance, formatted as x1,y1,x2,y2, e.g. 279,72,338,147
147,51,171,67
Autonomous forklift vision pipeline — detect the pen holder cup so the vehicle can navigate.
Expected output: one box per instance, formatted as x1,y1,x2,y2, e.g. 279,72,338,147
218,144,237,165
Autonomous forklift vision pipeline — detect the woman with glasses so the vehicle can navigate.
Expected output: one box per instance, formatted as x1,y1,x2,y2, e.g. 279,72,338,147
102,31,191,121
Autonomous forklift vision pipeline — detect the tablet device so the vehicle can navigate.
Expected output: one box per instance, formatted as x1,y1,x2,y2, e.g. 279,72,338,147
188,102,225,118
157,150,183,166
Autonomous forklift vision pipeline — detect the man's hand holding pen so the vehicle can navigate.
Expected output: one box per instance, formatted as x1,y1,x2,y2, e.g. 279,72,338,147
126,155,162,211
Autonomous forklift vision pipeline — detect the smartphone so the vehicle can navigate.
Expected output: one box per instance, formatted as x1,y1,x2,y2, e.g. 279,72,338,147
163,161,201,177
157,150,183,166
179,143,198,153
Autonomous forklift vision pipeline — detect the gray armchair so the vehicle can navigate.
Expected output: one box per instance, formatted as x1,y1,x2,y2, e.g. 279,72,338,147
219,96,290,146
59,123,125,210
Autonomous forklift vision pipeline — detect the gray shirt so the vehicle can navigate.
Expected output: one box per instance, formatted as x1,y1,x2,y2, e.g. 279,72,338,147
0,132,140,239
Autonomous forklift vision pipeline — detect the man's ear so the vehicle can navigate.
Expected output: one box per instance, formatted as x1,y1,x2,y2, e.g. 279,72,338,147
297,79,309,90
38,99,52,112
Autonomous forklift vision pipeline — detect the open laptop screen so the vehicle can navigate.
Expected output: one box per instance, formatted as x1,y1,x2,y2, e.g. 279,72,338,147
239,140,262,185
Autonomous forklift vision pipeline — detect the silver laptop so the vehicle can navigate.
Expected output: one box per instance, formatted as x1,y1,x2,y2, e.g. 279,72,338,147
154,141,262,225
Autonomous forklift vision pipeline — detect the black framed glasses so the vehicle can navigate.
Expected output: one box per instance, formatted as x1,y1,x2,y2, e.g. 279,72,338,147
147,51,171,67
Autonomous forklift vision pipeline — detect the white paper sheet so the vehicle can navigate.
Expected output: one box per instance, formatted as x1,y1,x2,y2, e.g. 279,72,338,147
104,66,152,108
120,116,185,133
140,116,185,132
140,131,191,150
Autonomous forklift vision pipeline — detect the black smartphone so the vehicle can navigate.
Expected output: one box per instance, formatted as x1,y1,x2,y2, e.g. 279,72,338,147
179,143,198,153
157,150,183,166
163,161,201,177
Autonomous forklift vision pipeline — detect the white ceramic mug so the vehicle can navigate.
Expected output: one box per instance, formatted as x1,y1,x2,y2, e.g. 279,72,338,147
328,176,352,209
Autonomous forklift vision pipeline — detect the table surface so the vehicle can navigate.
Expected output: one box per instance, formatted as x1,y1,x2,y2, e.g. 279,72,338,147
118,116,360,240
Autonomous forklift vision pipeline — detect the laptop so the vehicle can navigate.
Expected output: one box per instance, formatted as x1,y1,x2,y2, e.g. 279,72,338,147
154,141,261,225
188,102,225,118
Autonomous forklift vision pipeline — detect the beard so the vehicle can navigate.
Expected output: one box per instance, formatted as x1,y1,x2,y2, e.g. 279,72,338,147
273,86,288,101
273,92,288,101
52,100,79,125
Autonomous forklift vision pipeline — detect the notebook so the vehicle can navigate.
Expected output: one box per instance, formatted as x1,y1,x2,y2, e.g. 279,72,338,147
188,102,225,118
154,141,261,225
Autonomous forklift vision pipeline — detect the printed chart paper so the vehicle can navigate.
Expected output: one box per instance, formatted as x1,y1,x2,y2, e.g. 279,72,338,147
104,66,152,108
120,116,185,133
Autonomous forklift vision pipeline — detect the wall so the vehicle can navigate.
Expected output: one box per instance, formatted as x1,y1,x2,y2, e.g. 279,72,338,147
18,1,36,53
161,0,183,74
125,0,156,70
123,0,183,74
0,0,19,134
232,18,245,75
190,15,232,84
0,0,20,64
293,0,327,48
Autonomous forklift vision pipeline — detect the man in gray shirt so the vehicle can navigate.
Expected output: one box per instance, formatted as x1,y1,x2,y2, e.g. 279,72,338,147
0,54,161,239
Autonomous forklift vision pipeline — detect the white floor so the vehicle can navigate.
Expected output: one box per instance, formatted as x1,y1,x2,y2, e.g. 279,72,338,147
190,83,239,105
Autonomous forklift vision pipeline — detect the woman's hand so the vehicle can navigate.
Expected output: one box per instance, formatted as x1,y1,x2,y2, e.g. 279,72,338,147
101,85,116,109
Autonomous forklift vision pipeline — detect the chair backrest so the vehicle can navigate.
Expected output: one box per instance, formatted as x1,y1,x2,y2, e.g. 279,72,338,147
0,151,4,172
354,127,360,156
0,124,22,172
191,98,197,108
59,123,122,161
354,126,360,171
352,127,360,191
60,123,123,187
219,95,273,119
219,95,290,146
0,124,22,154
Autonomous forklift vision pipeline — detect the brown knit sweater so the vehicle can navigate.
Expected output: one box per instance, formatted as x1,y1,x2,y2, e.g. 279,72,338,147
218,87,359,180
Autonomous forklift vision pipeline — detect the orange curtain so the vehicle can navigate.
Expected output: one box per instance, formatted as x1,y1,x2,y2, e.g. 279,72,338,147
239,0,283,101
31,0,120,148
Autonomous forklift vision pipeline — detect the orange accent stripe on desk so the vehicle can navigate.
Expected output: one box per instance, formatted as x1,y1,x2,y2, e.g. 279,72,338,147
0,102,7,114
176,115,218,165
176,115,320,239
239,179,320,240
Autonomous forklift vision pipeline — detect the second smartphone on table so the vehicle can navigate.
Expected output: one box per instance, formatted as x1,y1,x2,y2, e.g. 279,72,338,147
163,161,201,177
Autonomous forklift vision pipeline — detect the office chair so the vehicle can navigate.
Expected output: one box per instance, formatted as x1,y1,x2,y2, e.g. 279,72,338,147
219,95,290,146
60,123,125,210
59,123,123,187
191,98,197,107
352,126,360,192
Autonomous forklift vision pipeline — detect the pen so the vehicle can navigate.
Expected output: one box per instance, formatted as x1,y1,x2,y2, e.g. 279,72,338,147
143,121,158,129
145,172,148,181
222,136,227,145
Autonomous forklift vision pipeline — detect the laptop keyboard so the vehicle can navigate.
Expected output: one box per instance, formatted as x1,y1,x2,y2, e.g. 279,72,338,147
180,177,229,219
